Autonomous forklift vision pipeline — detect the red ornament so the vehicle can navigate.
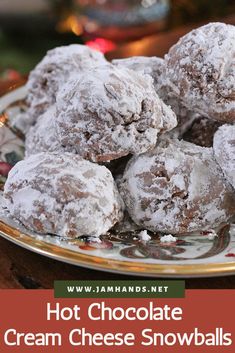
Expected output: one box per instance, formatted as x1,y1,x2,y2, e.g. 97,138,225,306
225,253,235,257
0,161,12,177
86,38,116,53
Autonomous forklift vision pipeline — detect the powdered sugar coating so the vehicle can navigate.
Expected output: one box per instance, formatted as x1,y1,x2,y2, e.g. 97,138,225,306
160,234,177,243
112,56,165,92
158,96,178,133
55,65,177,162
165,22,235,122
119,139,235,234
138,230,151,242
113,56,189,121
112,57,178,133
3,153,124,238
25,106,74,157
213,124,235,189
26,45,107,124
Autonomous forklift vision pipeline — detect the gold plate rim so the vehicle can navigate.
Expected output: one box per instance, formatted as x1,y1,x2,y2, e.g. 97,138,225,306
0,221,235,278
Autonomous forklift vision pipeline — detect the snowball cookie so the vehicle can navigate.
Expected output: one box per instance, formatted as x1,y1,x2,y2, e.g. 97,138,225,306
213,124,235,189
55,65,176,162
26,44,107,124
165,22,235,123
3,153,124,238
25,106,71,157
112,56,165,92
25,106,75,157
55,65,177,162
119,139,235,234
112,56,193,123
182,116,222,147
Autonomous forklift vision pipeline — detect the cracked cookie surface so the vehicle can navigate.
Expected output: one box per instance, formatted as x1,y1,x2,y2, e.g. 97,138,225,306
165,22,235,123
213,124,235,189
55,65,177,162
119,139,235,234
26,44,107,125
3,152,124,238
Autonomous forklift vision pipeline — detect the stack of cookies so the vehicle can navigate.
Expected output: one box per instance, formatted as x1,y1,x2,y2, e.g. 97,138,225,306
3,22,235,238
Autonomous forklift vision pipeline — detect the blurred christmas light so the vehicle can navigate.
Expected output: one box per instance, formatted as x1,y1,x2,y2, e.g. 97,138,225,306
141,0,157,8
86,38,116,53
2,69,21,81
56,15,83,36
84,18,99,33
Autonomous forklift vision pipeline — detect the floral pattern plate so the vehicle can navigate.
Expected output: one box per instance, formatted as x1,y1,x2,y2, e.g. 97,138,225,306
0,86,235,278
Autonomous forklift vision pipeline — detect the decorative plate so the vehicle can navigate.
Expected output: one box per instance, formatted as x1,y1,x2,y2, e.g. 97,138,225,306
0,86,235,278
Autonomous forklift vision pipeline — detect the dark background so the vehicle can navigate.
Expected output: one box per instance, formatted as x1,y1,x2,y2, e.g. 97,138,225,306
0,0,235,75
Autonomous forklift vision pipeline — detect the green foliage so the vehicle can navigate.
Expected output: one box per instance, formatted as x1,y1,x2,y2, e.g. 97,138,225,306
5,151,23,166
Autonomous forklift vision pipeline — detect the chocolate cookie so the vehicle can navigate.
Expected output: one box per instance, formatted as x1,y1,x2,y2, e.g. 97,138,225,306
213,124,235,189
165,22,235,123
26,45,107,124
119,139,235,234
4,153,124,238
55,65,177,162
